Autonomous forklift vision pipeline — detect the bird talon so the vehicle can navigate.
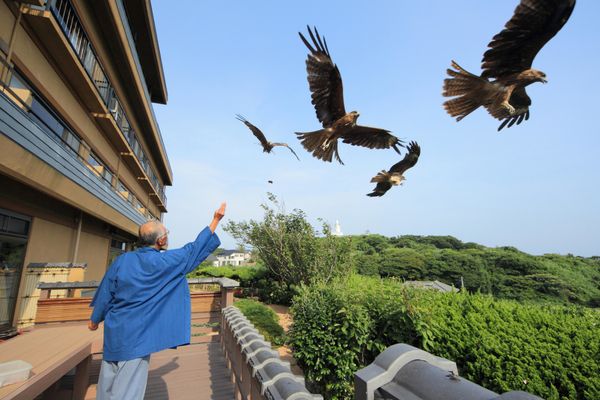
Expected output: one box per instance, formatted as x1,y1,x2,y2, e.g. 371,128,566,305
501,102,516,116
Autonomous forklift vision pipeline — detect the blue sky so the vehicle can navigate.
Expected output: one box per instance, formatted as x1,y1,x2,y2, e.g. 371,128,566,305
152,1,600,257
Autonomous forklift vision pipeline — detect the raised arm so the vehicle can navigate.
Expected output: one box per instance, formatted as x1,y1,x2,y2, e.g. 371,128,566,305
209,202,226,233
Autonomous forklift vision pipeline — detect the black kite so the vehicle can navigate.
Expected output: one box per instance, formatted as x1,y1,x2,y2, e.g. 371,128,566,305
443,0,576,131
296,26,403,164
367,141,421,197
236,115,300,161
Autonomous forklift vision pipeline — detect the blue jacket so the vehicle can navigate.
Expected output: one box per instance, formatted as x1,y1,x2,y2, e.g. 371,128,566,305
90,227,220,361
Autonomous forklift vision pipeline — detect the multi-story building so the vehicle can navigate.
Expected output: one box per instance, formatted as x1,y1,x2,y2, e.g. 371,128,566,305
0,0,171,334
211,250,252,267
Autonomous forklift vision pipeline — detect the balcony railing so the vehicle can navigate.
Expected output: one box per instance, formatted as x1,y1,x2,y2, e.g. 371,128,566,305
0,54,151,224
47,0,167,208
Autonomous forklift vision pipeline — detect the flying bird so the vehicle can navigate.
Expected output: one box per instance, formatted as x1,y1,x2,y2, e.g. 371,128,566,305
296,26,403,164
236,115,300,160
367,141,421,197
442,0,576,131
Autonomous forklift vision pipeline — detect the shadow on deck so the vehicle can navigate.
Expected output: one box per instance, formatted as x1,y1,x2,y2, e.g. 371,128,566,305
85,340,234,400
84,312,235,400
0,312,235,400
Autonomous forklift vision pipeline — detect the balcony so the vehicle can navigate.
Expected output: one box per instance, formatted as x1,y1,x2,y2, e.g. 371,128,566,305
0,88,148,228
20,0,167,211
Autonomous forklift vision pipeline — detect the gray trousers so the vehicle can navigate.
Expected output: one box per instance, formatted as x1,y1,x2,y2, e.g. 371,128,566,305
96,356,151,400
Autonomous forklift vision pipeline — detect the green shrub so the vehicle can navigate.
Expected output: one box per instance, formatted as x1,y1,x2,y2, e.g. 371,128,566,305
290,282,372,399
224,194,354,305
289,275,600,400
234,299,286,347
188,265,266,287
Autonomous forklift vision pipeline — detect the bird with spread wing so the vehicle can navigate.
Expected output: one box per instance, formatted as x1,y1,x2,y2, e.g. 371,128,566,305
296,26,403,164
367,141,421,197
236,115,300,161
442,0,576,131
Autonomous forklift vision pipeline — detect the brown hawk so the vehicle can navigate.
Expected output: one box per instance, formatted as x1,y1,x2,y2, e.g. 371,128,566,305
236,115,300,161
367,141,421,197
442,0,576,131
296,26,403,164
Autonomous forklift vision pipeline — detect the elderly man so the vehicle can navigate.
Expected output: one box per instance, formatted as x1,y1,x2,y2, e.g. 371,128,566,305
88,202,226,400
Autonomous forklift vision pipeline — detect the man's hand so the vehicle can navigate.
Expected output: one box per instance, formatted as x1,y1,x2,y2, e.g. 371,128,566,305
210,202,226,233
88,320,99,331
214,202,226,221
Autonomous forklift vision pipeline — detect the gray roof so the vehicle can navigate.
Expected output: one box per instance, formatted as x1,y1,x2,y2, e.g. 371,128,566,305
218,249,248,257
403,280,458,293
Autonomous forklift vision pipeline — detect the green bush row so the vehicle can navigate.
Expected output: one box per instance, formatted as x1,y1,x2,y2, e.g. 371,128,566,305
289,275,600,400
234,299,286,347
188,265,266,286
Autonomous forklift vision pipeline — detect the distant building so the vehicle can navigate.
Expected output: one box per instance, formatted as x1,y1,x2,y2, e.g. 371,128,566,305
404,280,458,293
332,220,343,236
212,250,251,267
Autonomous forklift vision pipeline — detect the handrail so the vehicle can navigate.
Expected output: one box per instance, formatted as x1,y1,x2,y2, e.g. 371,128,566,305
37,278,239,308
38,281,100,290
28,262,87,269
38,278,239,290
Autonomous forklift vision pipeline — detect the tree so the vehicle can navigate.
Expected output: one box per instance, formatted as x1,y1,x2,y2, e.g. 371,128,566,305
224,194,353,303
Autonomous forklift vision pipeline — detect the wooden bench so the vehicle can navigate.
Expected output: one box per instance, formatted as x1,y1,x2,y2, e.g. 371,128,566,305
0,324,102,400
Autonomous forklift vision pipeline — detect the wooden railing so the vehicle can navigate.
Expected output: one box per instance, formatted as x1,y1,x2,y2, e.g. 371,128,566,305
35,278,239,324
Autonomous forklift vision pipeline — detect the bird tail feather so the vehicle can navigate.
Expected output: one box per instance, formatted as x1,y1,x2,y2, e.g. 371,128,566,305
296,129,343,164
370,171,389,183
442,61,488,121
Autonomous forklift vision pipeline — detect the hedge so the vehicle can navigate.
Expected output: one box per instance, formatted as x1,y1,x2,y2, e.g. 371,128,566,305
234,299,286,347
289,275,599,400
188,265,266,286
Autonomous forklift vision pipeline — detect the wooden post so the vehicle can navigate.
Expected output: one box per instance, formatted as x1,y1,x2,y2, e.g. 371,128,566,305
73,354,91,400
39,289,50,300
221,286,235,309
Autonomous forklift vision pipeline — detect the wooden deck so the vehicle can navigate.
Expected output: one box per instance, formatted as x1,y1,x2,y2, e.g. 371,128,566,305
0,313,235,400
85,341,235,400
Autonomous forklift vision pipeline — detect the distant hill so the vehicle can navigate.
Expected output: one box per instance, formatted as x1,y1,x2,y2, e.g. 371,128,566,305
350,234,600,307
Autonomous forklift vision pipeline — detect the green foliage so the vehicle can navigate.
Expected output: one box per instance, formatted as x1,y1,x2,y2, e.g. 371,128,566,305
224,193,354,305
234,299,286,347
290,276,600,400
188,264,266,286
289,281,372,399
351,234,600,307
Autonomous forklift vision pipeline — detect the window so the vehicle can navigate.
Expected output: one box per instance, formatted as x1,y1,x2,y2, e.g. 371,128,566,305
86,152,103,176
134,198,145,215
62,130,80,153
7,69,81,155
117,180,130,201
0,214,30,237
6,72,33,110
30,98,64,138
121,118,131,137
108,238,127,267
102,168,113,186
